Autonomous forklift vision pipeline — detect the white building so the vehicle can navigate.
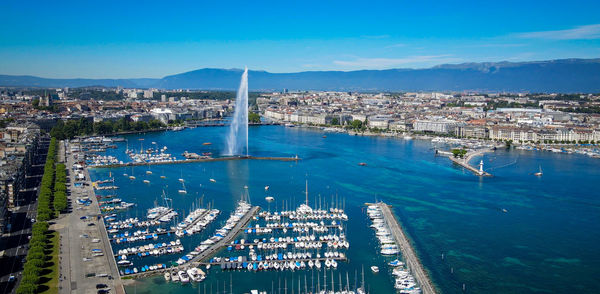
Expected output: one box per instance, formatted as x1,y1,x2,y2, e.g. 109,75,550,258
413,119,458,133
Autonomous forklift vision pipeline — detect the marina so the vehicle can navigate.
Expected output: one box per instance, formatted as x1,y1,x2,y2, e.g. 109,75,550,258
74,125,600,294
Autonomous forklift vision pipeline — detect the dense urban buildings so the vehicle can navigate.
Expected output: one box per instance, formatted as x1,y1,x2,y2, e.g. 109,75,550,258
260,92,600,148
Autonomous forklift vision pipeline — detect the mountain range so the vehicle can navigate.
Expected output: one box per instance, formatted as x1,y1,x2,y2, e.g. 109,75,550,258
1,58,599,93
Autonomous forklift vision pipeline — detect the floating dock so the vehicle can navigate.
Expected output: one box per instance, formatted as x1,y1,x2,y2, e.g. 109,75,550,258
369,202,437,294
91,156,301,168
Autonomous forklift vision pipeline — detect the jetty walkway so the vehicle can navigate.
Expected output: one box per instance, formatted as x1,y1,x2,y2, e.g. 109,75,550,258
448,149,493,177
124,206,260,279
374,202,437,294
91,155,300,168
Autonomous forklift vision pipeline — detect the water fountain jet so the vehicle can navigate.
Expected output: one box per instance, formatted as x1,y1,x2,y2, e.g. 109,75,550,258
224,67,249,156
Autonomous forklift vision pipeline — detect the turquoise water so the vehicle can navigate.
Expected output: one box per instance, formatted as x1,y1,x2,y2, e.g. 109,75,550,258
89,126,600,293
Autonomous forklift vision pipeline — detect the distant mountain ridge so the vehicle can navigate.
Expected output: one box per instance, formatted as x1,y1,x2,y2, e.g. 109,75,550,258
1,58,600,92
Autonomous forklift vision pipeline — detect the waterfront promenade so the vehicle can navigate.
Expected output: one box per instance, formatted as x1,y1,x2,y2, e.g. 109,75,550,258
375,202,437,294
57,141,124,294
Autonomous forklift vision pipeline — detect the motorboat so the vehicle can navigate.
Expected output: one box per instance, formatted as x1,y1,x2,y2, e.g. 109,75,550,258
178,270,190,283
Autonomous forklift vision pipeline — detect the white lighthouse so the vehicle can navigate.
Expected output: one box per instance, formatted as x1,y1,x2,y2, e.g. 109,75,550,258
478,160,484,176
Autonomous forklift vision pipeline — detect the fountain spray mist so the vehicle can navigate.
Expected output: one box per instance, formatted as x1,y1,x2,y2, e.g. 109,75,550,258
225,67,249,156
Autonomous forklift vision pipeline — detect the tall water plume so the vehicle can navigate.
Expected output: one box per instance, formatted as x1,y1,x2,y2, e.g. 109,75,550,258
224,67,249,156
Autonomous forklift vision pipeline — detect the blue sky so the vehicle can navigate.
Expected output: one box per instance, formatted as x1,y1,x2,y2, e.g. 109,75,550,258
1,0,599,78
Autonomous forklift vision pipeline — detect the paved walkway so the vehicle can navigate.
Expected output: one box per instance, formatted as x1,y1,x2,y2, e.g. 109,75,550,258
57,140,124,294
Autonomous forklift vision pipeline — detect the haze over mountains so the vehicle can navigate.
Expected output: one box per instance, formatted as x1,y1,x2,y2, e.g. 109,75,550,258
1,58,599,93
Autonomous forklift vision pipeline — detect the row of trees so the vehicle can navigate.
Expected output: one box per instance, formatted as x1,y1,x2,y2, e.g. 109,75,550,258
17,222,50,294
17,138,60,293
50,117,166,140
53,163,67,213
37,138,57,221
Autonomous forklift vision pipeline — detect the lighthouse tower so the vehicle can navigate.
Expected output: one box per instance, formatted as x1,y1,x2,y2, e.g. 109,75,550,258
478,160,484,176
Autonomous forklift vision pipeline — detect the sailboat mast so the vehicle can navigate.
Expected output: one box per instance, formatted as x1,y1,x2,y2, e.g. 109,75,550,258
305,180,309,206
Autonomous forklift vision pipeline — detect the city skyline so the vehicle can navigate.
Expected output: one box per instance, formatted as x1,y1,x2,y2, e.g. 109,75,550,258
1,0,600,78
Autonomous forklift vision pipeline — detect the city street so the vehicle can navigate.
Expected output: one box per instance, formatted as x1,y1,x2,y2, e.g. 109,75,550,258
0,140,48,294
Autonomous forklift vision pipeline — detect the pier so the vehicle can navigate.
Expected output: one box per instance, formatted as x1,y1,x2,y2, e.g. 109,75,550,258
447,149,493,177
91,155,301,168
370,202,437,294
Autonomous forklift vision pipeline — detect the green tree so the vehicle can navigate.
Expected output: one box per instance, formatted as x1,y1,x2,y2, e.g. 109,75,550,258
350,120,363,130
248,112,261,123
330,117,339,125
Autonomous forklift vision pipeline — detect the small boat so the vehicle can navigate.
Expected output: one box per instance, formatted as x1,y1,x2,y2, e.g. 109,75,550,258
388,259,403,267
209,178,216,183
160,175,166,179
358,162,367,166
164,271,171,281
143,180,150,184
502,208,508,213
534,166,543,176
178,189,187,194
265,196,274,202
123,173,128,177
171,271,179,282
178,270,190,283
264,185,269,191
202,142,212,146
371,266,379,273
322,135,327,138
179,178,184,183
129,176,136,180
146,170,152,175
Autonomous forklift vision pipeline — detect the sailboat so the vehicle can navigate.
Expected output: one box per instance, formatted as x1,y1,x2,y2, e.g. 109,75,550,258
129,167,136,180
534,165,543,176
178,182,187,194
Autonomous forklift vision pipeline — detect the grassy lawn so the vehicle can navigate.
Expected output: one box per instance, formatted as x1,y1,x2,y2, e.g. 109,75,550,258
38,231,59,294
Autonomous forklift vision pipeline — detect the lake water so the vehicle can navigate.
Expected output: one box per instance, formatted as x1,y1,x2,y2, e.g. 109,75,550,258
88,126,600,293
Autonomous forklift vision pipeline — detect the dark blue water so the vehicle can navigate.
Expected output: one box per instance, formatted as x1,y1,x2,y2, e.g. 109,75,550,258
89,126,600,293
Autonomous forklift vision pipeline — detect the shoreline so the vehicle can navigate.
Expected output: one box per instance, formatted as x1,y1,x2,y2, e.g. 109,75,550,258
279,122,600,159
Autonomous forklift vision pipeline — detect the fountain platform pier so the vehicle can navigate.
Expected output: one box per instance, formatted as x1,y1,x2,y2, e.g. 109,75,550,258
90,155,301,168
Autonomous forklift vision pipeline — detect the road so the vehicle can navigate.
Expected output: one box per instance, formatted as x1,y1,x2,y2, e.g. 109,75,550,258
0,139,48,294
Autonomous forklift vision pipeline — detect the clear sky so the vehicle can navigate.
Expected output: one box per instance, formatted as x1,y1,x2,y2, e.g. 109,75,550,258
1,0,599,78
